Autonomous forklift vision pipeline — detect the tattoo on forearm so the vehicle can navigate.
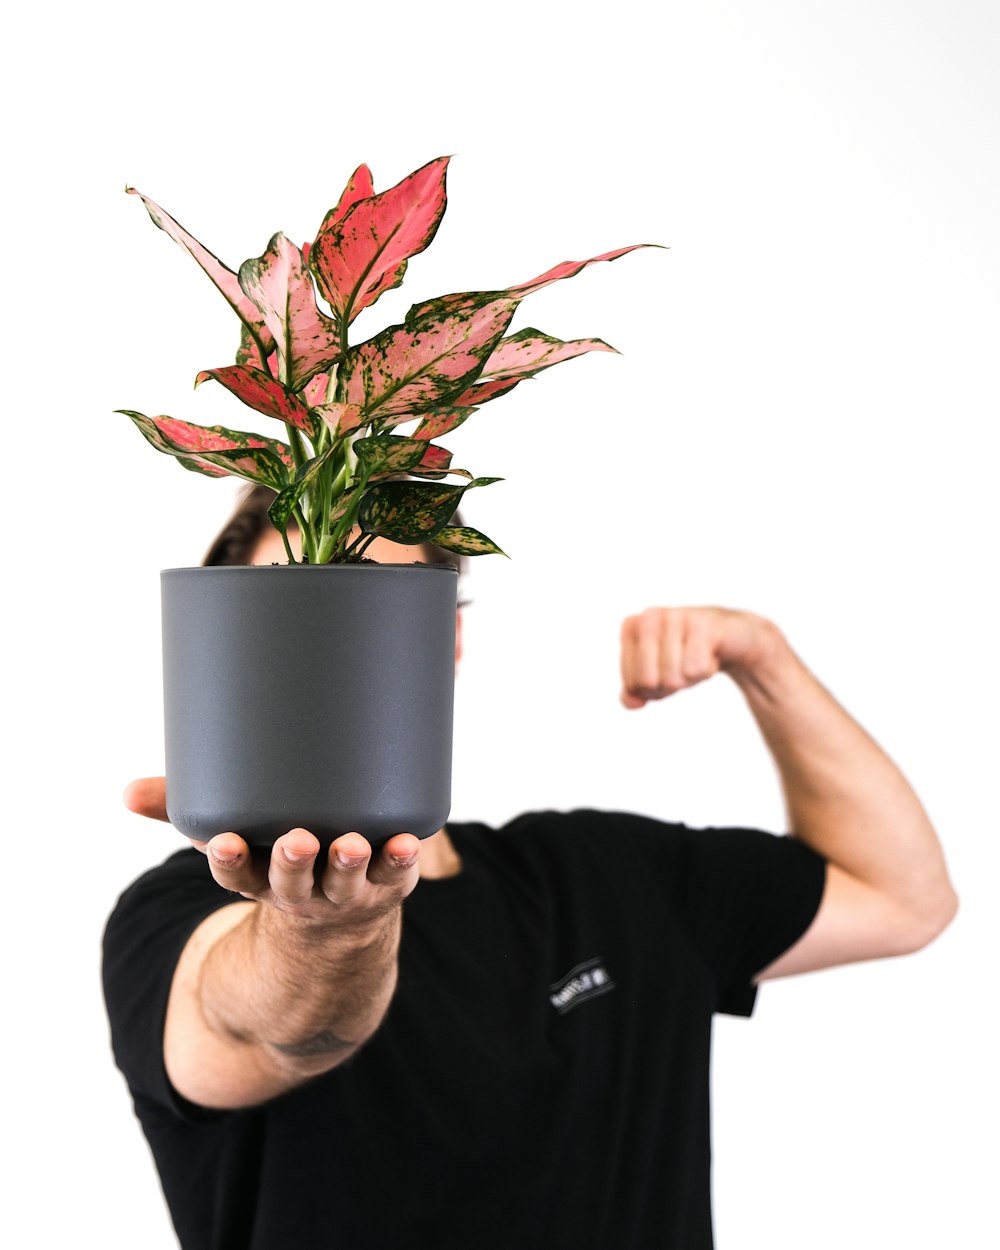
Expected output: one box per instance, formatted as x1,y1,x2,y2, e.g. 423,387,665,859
271,1029,354,1059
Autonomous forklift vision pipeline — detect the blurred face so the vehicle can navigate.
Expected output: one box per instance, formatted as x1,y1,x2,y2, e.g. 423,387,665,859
250,526,424,567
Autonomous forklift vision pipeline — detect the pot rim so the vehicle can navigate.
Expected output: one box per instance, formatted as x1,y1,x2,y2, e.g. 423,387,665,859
161,562,459,575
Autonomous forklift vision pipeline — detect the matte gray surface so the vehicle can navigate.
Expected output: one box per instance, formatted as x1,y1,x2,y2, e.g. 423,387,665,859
161,564,458,847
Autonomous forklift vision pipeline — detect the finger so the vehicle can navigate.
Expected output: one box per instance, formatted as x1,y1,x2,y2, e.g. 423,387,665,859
680,615,720,685
620,688,647,710
205,833,263,895
367,834,421,889
620,615,659,701
658,610,685,692
267,829,322,906
124,777,169,822
319,832,374,904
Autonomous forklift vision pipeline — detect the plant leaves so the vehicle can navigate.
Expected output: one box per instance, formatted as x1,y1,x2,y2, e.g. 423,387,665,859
431,525,506,556
310,156,450,327
506,244,655,298
341,297,517,419
317,163,376,231
451,376,523,407
238,232,341,392
411,407,475,441
406,244,656,322
315,401,365,438
119,409,291,488
236,323,278,376
127,188,275,362
479,327,616,381
268,446,334,531
195,365,320,439
353,434,428,475
358,477,500,544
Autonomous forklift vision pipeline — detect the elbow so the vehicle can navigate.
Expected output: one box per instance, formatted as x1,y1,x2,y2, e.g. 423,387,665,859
899,885,959,955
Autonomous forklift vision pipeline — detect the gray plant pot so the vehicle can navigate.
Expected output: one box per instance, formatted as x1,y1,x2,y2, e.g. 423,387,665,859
161,563,458,848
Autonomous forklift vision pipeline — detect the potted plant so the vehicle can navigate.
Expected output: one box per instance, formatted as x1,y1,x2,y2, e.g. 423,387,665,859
120,156,652,847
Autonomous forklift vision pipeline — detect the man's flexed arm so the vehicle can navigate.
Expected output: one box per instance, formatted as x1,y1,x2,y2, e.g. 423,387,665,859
619,608,958,978
124,779,420,1110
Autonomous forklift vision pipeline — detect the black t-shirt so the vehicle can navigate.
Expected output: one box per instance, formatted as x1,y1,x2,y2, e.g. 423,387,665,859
102,810,826,1250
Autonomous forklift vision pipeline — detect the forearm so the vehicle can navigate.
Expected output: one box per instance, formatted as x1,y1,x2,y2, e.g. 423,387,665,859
200,903,401,1083
729,621,957,926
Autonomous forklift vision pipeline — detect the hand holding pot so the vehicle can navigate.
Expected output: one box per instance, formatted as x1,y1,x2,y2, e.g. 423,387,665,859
124,776,420,1107
124,776,421,924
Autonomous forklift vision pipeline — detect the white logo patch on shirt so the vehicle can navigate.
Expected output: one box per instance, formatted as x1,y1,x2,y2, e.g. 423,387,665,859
549,957,616,1014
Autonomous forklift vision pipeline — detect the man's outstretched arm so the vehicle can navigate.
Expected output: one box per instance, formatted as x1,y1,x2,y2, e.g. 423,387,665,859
124,779,421,1110
619,608,958,978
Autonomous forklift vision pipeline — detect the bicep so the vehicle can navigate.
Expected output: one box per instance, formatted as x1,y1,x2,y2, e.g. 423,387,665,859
754,862,926,982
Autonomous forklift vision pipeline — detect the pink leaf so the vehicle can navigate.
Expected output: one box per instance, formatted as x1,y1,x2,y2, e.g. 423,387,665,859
127,188,275,360
407,244,656,321
506,244,653,298
236,323,279,377
411,407,476,441
342,297,517,418
479,328,616,382
300,370,333,407
315,401,365,437
452,376,523,406
310,156,450,327
195,366,320,438
119,409,292,488
415,445,455,472
238,233,342,392
317,164,376,231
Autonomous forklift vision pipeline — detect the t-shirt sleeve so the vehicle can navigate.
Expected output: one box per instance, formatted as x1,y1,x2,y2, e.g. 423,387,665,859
675,823,826,1016
102,848,240,1115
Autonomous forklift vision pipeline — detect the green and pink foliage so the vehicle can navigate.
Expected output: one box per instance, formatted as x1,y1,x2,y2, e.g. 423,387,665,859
121,158,654,563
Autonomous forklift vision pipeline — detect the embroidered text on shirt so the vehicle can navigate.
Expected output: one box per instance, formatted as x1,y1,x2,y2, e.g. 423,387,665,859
549,957,616,1014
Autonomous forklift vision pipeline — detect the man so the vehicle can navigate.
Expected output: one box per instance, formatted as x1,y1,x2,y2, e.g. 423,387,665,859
103,488,957,1250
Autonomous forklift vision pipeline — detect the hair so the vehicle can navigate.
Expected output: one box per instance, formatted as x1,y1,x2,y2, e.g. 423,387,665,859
202,484,469,585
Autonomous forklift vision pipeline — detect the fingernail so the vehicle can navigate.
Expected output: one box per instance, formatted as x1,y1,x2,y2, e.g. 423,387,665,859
391,851,419,869
211,846,239,865
283,847,312,864
336,851,366,869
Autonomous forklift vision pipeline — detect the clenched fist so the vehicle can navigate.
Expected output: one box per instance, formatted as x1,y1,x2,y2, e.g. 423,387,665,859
619,607,780,709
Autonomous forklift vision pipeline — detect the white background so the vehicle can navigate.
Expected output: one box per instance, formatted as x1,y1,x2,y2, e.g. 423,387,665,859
4,1,997,1245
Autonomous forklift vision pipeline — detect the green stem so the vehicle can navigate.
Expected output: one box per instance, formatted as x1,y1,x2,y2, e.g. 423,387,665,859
292,505,316,563
285,423,308,473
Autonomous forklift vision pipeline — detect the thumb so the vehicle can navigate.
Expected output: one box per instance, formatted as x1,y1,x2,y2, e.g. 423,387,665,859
124,776,169,822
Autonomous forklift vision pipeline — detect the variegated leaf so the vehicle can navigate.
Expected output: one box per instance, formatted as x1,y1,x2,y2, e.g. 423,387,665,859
268,446,334,530
316,164,376,232
300,369,334,408
239,233,342,392
506,244,654,298
431,525,506,556
316,401,365,438
406,244,655,321
342,297,517,418
127,188,275,360
236,323,278,376
119,410,291,488
451,376,522,407
411,407,475,441
358,477,500,543
413,443,457,478
195,366,320,439
479,327,616,381
310,156,450,327
354,434,427,475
